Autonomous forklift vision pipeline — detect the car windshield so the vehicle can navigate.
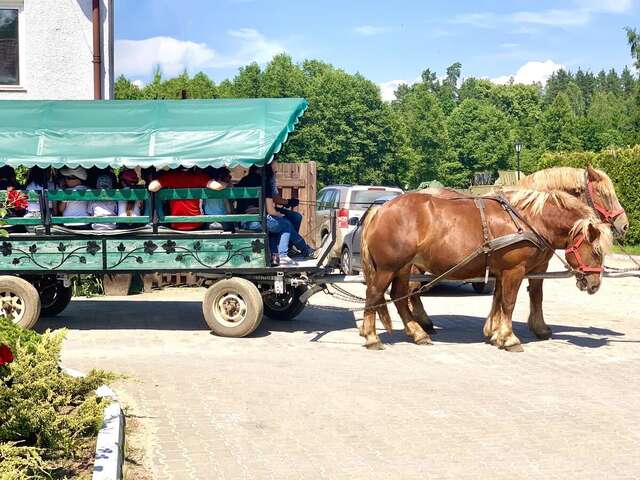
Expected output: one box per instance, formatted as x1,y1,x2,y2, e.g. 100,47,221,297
350,190,400,209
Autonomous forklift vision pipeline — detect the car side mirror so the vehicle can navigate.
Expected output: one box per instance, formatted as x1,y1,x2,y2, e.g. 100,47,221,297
348,217,359,226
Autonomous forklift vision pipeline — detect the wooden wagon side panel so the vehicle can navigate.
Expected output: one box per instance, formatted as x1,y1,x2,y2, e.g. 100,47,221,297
276,161,317,246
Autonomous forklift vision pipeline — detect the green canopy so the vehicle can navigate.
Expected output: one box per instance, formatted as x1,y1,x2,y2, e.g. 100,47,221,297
0,98,308,169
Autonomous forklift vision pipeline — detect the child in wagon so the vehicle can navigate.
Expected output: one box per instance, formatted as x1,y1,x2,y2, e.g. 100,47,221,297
58,167,91,230
87,169,119,230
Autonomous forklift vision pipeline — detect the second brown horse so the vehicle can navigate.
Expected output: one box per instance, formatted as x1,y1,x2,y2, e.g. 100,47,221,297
360,189,612,351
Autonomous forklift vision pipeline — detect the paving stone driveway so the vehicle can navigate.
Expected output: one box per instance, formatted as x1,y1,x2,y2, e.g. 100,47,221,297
46,265,640,480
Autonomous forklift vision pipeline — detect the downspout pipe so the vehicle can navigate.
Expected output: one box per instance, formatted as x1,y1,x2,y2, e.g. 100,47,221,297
92,0,102,99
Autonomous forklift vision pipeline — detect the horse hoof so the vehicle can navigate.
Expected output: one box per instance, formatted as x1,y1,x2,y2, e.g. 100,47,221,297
504,343,524,353
535,330,552,340
365,341,385,351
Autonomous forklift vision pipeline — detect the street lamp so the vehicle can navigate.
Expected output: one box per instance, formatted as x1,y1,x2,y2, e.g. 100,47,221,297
514,140,522,181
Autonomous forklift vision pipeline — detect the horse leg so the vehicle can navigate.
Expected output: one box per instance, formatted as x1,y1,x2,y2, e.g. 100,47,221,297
527,278,552,340
391,269,432,346
362,270,394,350
483,279,503,339
490,269,524,352
408,267,436,334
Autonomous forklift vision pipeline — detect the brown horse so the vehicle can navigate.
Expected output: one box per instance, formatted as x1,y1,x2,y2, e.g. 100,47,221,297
360,189,612,351
413,166,627,340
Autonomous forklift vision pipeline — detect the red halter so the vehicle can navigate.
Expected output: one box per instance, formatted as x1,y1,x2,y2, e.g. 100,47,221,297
587,179,625,223
566,234,604,274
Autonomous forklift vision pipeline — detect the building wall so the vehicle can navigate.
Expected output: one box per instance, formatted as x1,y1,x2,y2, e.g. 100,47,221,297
0,0,114,99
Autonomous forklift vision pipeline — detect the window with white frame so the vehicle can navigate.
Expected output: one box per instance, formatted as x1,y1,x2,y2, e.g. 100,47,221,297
0,3,22,86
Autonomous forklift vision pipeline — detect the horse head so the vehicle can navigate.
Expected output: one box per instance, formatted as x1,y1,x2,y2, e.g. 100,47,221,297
566,219,613,295
584,166,628,238
517,166,628,238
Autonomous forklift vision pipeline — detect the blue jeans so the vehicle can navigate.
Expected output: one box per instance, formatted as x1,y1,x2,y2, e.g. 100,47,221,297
243,215,310,257
279,209,302,234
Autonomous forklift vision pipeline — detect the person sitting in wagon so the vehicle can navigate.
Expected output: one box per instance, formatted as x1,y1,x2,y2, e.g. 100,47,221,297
203,167,232,231
23,167,54,231
57,167,91,230
147,166,226,231
87,170,119,231
236,165,313,266
117,168,144,228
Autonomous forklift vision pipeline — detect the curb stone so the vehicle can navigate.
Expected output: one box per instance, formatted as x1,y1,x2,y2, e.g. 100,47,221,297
63,368,124,480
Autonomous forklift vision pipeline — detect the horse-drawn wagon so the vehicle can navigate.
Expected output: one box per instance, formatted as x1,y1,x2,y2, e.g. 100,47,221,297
0,98,334,336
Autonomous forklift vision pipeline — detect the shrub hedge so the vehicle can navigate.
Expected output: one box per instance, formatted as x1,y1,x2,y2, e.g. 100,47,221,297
538,145,640,245
0,318,116,479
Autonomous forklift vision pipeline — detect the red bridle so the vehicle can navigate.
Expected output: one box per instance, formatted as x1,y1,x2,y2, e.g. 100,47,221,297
586,179,625,223
566,234,604,274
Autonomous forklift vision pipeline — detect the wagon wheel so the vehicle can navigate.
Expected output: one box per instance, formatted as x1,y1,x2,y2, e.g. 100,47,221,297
0,276,41,329
202,278,263,337
40,281,73,317
263,286,307,321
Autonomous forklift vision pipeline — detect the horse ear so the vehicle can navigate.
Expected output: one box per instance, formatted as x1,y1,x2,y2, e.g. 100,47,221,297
586,165,601,182
587,223,601,243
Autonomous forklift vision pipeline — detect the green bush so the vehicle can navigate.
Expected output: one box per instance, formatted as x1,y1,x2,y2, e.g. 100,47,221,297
538,145,640,244
0,318,116,479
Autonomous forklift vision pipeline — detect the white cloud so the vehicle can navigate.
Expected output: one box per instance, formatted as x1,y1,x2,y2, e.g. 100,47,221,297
116,29,286,77
491,59,565,85
132,79,144,88
451,0,635,29
116,37,216,77
354,25,393,36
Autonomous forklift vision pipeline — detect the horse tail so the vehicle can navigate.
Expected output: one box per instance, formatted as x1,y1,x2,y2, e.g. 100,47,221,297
360,206,393,335
360,205,379,281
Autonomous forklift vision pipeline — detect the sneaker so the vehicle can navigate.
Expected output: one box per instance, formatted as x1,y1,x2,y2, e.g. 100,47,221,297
302,248,317,259
279,255,297,266
271,255,280,267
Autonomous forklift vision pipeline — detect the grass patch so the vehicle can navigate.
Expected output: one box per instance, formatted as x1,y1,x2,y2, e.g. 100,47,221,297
0,318,116,479
612,244,640,256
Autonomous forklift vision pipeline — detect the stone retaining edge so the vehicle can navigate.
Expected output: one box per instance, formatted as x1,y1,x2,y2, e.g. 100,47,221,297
63,368,124,480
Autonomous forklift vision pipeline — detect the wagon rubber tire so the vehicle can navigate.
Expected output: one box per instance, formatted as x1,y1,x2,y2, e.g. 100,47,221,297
203,278,263,337
40,282,73,317
0,276,41,329
263,286,306,321
340,247,353,275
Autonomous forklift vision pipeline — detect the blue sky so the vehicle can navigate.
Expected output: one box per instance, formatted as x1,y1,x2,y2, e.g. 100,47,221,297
115,0,640,99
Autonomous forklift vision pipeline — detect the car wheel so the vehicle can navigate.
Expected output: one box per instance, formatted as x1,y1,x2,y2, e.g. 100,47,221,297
341,247,353,275
472,281,495,294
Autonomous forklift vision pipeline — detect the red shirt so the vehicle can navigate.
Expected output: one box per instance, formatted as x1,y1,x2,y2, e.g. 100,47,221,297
158,170,211,230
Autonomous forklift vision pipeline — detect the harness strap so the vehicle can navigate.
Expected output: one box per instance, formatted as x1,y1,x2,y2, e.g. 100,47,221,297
584,170,625,223
474,198,491,283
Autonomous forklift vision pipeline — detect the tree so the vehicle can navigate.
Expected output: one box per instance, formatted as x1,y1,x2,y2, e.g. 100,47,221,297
260,54,305,97
188,72,218,98
114,75,143,100
231,63,262,97
542,92,581,151
396,84,452,186
446,99,512,186
626,27,640,70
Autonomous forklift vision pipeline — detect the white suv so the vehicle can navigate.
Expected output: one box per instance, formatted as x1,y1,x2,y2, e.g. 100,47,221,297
315,185,403,262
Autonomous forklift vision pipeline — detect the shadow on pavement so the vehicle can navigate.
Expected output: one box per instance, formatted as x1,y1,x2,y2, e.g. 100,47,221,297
36,300,209,332
36,298,631,350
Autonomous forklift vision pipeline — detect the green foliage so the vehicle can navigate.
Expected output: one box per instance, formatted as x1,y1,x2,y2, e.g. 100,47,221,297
538,145,640,244
112,29,640,191
542,92,581,151
70,276,103,298
447,99,512,186
0,318,116,479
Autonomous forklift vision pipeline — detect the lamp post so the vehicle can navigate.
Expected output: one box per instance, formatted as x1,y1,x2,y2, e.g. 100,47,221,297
514,140,522,181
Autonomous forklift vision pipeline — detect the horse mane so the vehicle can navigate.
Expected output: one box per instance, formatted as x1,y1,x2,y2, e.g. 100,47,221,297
506,188,592,217
506,188,613,255
517,166,618,207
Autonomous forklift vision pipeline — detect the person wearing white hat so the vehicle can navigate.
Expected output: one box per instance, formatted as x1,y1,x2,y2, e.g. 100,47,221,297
58,167,90,229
